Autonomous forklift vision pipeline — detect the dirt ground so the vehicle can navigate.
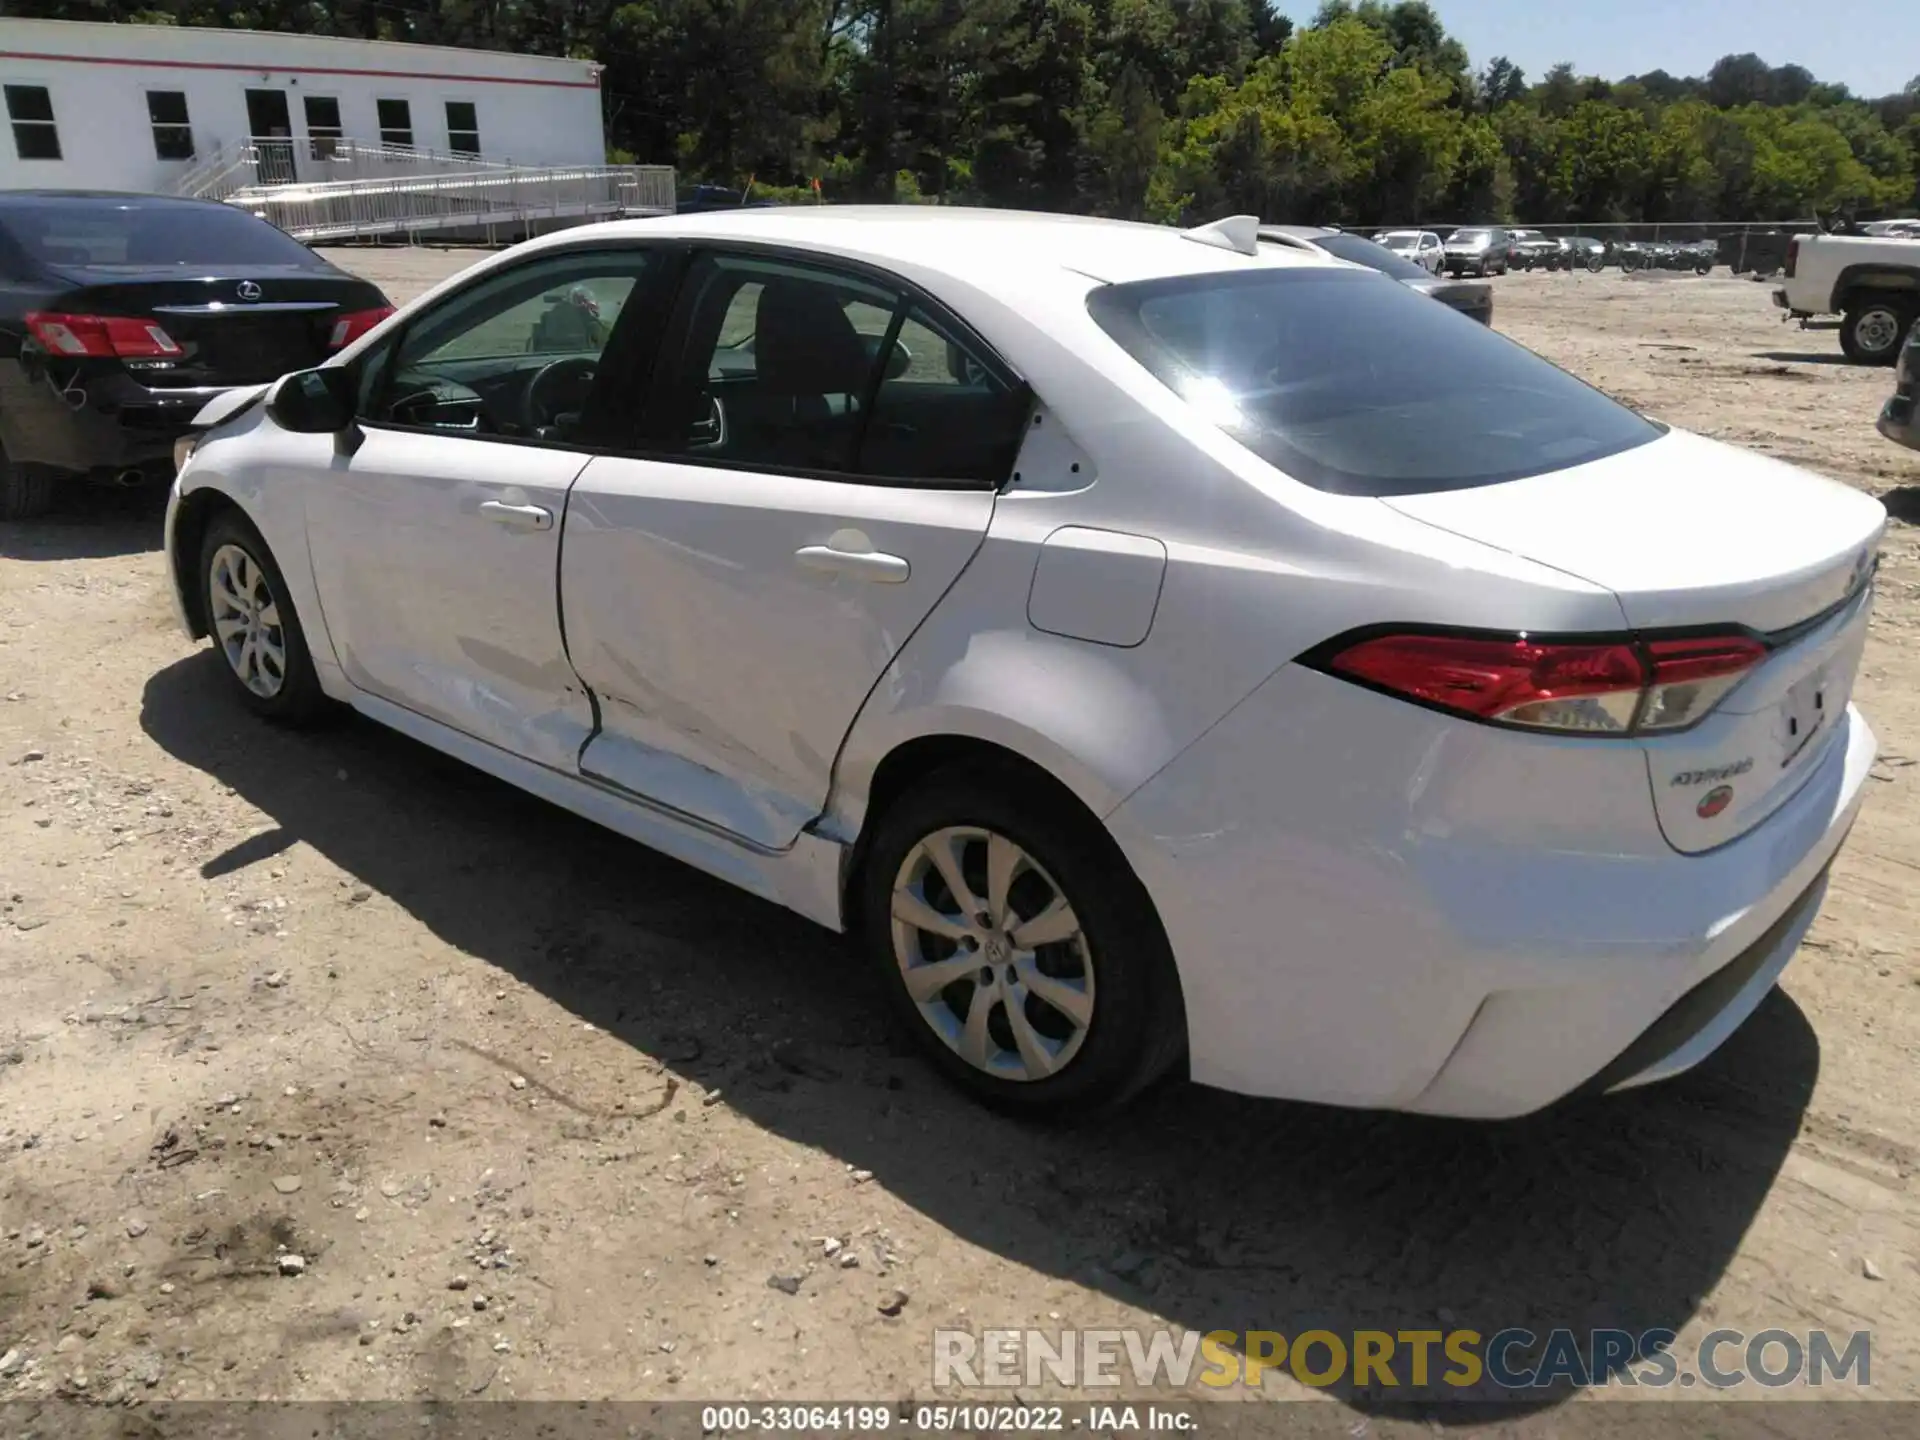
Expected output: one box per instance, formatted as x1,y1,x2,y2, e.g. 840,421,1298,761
4,249,1920,1429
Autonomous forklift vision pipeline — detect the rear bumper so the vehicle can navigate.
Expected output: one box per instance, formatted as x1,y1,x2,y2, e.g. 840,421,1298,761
0,360,220,476
1106,661,1877,1119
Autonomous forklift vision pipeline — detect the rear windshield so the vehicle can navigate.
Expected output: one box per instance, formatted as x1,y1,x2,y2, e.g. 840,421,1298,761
1305,232,1432,282
0,203,316,270
1086,268,1660,497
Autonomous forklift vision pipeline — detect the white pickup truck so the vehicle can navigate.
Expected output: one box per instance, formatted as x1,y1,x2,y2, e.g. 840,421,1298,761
1772,232,1920,365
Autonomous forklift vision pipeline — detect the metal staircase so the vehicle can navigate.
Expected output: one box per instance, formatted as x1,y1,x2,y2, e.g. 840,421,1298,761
175,137,676,243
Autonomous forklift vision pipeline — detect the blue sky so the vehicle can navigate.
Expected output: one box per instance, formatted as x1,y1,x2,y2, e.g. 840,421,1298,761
1273,1,1920,99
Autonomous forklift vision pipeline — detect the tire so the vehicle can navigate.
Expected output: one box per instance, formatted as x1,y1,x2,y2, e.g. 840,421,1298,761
0,445,56,521
1839,296,1914,366
857,761,1186,1117
1586,252,1607,274
197,509,329,723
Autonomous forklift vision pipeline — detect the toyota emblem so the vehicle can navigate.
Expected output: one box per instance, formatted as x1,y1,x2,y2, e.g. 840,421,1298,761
236,281,263,302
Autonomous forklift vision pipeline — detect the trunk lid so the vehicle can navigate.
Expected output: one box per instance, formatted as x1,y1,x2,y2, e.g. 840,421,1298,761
48,265,387,388
1383,429,1882,633
1384,428,1885,853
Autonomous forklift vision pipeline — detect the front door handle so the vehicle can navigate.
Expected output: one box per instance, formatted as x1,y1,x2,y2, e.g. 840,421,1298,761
479,500,554,532
795,544,910,584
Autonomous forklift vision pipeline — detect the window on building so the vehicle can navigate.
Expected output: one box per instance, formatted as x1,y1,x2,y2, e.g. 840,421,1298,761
376,99,413,149
147,91,194,161
5,86,61,162
445,101,480,156
304,95,343,160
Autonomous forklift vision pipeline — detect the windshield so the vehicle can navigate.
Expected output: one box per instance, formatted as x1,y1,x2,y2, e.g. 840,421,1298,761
1306,232,1434,282
1086,268,1661,497
1447,230,1492,245
0,202,318,270
1380,232,1420,247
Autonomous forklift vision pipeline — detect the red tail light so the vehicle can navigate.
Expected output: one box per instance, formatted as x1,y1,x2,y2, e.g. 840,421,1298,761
1318,629,1769,736
26,311,181,359
1785,238,1799,279
328,306,394,349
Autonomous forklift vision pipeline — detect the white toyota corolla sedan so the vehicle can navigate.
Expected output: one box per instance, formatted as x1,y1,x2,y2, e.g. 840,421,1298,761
165,207,1883,1119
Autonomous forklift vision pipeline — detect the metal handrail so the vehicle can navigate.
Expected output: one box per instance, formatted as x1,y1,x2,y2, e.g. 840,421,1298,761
175,136,514,201
223,163,678,243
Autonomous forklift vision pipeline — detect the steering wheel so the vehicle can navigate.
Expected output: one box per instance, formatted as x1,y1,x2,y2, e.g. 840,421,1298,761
525,357,599,432
687,391,728,451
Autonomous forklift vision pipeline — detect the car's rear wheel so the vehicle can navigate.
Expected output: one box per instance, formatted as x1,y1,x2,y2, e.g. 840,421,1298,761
0,443,56,521
858,762,1185,1117
1840,297,1914,366
198,510,328,723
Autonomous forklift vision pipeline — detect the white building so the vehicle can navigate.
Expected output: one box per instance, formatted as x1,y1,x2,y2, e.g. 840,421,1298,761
0,19,607,194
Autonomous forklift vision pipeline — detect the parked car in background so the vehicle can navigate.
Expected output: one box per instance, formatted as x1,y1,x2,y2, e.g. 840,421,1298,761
1722,228,1794,276
1375,230,1444,273
1880,322,1919,452
1773,230,1920,365
165,206,1883,1120
1260,225,1493,324
676,184,781,214
1442,226,1510,277
0,190,392,520
1507,229,1560,270
1564,236,1611,272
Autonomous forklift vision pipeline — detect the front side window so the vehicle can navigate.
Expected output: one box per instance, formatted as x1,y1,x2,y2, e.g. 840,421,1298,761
445,101,480,156
147,91,193,161
649,252,1027,485
366,249,658,444
1087,268,1660,497
376,99,412,149
6,85,60,161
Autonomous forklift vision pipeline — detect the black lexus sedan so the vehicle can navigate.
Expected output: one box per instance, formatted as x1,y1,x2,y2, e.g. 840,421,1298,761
0,191,392,519
1256,225,1495,325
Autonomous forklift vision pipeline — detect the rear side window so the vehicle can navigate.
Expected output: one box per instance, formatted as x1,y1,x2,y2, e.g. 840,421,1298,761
646,251,1028,486
1087,268,1659,497
0,202,318,269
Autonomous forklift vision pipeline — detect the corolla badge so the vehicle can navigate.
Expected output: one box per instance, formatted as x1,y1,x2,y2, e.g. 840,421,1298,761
236,281,263,302
1697,785,1735,820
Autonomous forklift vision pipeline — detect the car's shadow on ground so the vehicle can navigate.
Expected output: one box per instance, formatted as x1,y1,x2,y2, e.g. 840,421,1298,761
0,484,166,560
1879,486,1920,525
1750,351,1858,367
140,655,1821,1418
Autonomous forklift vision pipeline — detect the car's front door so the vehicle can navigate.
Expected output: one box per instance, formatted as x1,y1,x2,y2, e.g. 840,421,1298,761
304,246,671,769
559,249,1031,849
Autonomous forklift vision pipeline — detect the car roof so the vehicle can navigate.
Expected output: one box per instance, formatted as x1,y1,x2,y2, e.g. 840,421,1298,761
537,206,1346,288
0,189,237,212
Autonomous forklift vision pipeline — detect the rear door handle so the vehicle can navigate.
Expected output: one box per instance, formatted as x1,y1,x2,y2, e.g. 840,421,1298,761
479,500,554,532
795,545,910,584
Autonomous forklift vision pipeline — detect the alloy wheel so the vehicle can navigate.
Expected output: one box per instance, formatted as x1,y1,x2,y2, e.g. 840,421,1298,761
889,826,1095,1083
207,543,287,699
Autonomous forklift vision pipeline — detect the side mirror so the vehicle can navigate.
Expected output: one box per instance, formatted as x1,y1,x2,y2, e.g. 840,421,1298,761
885,339,913,381
267,367,355,434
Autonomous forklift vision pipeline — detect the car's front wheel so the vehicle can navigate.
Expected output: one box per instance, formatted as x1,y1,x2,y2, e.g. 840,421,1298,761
198,510,328,723
858,762,1185,1117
